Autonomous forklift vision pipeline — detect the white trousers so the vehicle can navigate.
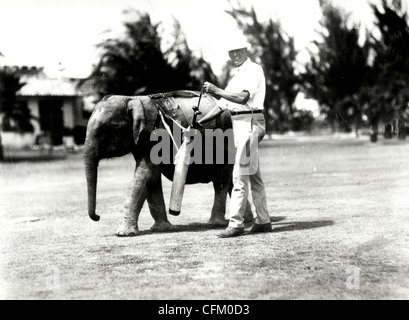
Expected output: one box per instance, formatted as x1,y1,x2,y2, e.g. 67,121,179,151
228,113,270,229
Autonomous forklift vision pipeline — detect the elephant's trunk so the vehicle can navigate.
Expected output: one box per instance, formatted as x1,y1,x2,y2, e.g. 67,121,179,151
84,146,100,221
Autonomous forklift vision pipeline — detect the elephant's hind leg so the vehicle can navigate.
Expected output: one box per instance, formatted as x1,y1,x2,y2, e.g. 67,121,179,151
146,174,174,232
207,181,229,227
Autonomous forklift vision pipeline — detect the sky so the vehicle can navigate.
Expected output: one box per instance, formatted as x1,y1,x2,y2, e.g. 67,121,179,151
0,0,388,78
0,0,392,113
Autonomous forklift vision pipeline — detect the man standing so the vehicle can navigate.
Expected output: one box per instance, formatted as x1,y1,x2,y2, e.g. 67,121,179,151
195,42,271,238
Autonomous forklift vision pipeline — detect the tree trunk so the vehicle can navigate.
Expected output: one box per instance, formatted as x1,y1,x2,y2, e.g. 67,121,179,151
384,123,393,139
0,132,4,161
354,112,361,138
370,122,378,143
330,119,336,134
398,115,406,140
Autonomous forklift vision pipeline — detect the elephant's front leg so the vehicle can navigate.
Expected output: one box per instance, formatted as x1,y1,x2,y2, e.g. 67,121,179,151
116,157,150,237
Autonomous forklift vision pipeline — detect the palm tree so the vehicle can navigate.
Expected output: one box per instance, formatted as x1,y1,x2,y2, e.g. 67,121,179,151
85,9,218,97
302,0,371,135
367,0,409,140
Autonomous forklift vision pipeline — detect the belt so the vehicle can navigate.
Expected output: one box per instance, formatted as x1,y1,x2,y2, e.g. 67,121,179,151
230,110,263,116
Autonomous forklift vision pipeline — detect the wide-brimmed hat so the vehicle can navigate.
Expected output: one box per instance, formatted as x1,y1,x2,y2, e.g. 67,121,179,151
226,41,250,52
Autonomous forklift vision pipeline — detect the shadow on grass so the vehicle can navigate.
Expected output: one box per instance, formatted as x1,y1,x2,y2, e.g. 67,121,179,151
1,155,67,163
1,151,68,163
165,216,287,234
271,220,334,233
130,217,333,237
0,148,70,163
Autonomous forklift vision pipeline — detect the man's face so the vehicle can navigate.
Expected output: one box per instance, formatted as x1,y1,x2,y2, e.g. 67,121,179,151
228,48,248,67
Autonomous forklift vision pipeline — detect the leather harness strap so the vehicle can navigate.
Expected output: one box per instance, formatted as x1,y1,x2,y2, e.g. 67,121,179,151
148,90,200,100
149,92,194,151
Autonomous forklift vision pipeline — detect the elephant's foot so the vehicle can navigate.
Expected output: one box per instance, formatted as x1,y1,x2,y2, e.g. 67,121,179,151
116,222,138,237
150,220,175,232
207,217,228,227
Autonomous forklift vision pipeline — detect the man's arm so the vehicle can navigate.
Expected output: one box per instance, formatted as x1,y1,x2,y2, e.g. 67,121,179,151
195,82,250,126
204,82,250,105
196,105,224,126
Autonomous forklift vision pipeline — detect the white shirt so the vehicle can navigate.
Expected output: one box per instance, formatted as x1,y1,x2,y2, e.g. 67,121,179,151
219,59,266,112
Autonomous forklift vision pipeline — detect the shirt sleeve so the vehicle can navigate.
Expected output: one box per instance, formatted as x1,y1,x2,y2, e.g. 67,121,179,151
222,61,265,111
226,63,263,100
242,65,263,100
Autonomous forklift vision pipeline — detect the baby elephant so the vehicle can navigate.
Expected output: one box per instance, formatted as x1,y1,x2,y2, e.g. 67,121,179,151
84,91,253,236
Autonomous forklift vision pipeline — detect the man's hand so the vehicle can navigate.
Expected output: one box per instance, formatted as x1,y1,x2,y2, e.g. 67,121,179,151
191,121,204,130
203,81,220,97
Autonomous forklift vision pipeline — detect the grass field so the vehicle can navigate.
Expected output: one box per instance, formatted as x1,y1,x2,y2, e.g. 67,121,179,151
1,135,409,300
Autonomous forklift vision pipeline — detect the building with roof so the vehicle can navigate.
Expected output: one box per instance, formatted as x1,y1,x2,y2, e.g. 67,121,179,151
16,75,88,146
1,64,99,148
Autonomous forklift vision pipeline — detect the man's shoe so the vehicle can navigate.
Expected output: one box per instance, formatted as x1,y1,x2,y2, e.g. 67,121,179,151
218,227,245,238
250,223,272,233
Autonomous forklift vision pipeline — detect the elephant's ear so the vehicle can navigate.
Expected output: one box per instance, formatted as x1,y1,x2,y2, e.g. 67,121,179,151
129,98,146,145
